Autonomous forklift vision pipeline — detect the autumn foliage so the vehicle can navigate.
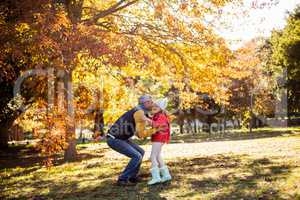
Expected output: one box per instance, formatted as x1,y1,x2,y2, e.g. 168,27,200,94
0,0,277,164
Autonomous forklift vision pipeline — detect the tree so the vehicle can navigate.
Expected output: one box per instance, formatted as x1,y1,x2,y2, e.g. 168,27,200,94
225,39,276,130
268,6,300,117
1,0,249,163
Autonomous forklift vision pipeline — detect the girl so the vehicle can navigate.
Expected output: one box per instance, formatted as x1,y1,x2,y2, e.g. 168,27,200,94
148,98,172,185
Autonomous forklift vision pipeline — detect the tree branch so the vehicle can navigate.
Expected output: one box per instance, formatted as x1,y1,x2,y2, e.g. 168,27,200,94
84,0,138,25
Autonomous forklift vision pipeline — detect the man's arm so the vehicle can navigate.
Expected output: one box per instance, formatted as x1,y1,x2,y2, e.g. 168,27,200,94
134,110,158,139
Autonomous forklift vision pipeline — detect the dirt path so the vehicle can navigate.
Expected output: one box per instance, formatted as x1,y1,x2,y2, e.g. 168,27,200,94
102,135,300,160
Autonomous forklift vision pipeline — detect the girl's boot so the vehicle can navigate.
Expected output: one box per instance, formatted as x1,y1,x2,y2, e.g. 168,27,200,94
148,167,161,185
160,165,172,182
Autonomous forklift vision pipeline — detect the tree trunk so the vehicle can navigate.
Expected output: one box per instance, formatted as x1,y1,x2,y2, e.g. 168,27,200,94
0,125,9,149
0,118,16,149
79,120,84,143
63,71,77,162
179,123,184,134
93,90,104,137
94,108,104,136
64,137,77,161
207,116,212,136
61,1,84,162
193,120,198,134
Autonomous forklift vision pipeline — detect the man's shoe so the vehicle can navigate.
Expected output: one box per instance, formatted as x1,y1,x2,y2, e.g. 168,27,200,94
116,180,136,186
129,176,142,183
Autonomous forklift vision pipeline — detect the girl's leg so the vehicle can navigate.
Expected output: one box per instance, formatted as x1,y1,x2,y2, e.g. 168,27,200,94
148,142,163,185
150,142,163,168
156,143,165,168
157,143,172,182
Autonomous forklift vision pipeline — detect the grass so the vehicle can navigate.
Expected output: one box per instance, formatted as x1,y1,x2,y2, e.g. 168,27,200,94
1,127,300,200
170,126,300,143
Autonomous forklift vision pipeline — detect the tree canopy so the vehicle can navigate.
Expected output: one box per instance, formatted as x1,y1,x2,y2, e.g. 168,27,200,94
1,0,292,164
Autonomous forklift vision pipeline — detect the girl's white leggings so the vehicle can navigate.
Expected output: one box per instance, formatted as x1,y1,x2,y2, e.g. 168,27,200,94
150,142,165,168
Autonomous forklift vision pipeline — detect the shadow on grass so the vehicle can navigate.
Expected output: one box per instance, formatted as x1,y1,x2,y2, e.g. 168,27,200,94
0,144,106,172
171,155,296,200
18,176,170,200
2,154,298,200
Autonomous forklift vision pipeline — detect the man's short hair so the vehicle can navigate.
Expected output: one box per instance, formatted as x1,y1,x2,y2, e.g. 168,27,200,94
138,95,152,104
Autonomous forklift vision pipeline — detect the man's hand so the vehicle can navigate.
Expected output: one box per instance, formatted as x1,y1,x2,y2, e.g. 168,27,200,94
145,118,153,126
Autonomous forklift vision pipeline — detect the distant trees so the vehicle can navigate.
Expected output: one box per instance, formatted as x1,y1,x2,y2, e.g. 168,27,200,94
267,6,300,117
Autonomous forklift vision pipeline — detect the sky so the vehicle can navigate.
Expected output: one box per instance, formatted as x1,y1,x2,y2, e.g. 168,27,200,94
215,0,300,49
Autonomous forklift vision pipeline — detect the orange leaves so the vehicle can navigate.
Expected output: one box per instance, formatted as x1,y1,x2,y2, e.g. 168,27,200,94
165,14,176,30
34,103,71,166
192,22,205,33
226,39,275,115
154,2,165,19
180,2,189,11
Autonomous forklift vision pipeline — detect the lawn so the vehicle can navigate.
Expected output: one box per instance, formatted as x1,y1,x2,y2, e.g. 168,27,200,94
1,128,300,200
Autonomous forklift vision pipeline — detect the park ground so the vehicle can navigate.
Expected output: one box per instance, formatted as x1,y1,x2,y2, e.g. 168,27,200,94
1,127,300,200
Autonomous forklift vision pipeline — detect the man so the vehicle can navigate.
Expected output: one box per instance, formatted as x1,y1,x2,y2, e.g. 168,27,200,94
106,95,164,186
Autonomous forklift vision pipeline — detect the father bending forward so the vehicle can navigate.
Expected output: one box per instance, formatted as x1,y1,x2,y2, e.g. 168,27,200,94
106,95,163,186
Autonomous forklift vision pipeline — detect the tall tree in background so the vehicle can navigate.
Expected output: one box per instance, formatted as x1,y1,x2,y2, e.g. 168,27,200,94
1,0,252,163
227,39,275,129
268,6,300,117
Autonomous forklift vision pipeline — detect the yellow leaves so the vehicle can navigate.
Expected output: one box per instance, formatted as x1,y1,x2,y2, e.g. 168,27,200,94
15,23,30,34
179,91,199,109
173,81,185,91
191,2,204,17
73,53,144,124
119,65,144,77
53,12,71,31
126,38,234,106
210,0,232,7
